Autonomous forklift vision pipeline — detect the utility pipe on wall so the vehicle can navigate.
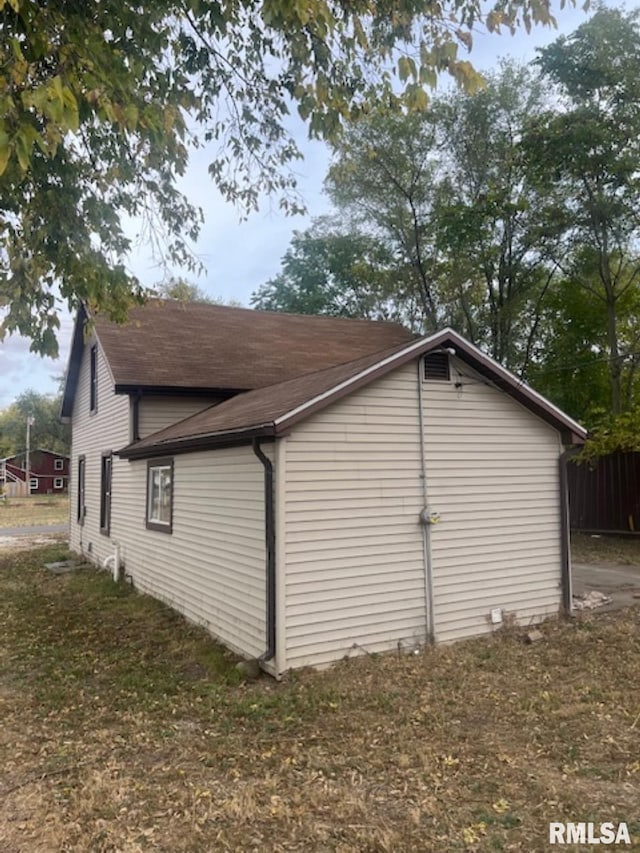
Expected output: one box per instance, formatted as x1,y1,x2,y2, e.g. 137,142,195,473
417,360,436,643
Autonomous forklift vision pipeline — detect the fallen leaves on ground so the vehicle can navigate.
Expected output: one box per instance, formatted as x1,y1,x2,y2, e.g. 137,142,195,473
1,546,639,852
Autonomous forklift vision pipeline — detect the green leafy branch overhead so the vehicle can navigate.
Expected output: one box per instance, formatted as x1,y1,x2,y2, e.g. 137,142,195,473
0,0,562,356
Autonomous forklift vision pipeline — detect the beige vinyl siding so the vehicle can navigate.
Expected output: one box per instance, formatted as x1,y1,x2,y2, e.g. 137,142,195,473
425,357,563,643
109,446,267,659
68,337,129,566
69,340,268,660
283,364,426,670
138,396,221,438
281,357,564,671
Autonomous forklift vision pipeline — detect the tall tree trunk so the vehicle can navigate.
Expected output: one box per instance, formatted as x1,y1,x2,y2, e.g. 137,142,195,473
606,297,622,414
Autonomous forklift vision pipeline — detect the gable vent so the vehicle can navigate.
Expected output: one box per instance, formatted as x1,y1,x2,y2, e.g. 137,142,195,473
423,351,450,381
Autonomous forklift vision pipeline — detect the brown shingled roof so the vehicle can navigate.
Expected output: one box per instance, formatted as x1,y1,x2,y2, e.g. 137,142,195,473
119,338,416,457
119,328,588,460
94,300,415,391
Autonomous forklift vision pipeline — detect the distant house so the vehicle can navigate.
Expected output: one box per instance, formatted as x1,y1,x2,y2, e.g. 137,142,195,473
61,300,587,677
0,449,70,496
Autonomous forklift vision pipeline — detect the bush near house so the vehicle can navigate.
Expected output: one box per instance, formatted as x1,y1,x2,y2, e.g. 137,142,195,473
0,546,638,852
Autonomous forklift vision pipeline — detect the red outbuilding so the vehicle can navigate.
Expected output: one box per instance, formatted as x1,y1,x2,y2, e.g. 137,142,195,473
0,448,70,496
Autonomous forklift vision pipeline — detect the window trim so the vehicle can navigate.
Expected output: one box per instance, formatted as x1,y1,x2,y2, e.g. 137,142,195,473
90,344,98,413
77,455,86,525
29,478,38,492
54,458,64,471
54,477,63,490
145,457,174,533
100,452,112,536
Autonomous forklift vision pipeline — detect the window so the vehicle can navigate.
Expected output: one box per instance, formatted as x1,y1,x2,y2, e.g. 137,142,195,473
100,453,112,535
77,456,86,524
423,351,450,381
54,478,63,490
54,458,64,471
29,478,38,492
90,345,98,412
146,458,173,533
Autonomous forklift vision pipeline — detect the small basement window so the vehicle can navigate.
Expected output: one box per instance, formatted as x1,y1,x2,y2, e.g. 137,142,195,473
146,458,173,533
423,351,451,381
54,478,63,489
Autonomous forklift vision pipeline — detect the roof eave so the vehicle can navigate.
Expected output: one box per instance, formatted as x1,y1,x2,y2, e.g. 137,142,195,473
273,328,588,442
117,423,276,460
60,304,88,420
113,384,247,398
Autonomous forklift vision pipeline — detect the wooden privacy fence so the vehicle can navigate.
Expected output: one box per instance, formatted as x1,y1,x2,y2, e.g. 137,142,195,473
568,451,640,534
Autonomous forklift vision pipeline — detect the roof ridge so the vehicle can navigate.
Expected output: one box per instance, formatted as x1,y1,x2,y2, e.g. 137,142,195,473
110,298,410,329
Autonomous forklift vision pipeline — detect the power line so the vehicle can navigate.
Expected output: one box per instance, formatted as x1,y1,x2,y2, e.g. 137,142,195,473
528,350,640,377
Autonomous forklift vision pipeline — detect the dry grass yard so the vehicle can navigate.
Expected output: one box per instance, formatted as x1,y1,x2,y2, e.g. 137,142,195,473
0,495,69,528
1,545,639,852
572,531,640,566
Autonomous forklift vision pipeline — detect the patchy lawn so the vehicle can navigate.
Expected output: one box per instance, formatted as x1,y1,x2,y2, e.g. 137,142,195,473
0,495,69,528
572,531,640,566
1,547,639,852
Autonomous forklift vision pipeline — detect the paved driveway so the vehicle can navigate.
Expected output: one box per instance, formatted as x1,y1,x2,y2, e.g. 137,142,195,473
572,561,640,611
0,524,67,551
0,524,67,537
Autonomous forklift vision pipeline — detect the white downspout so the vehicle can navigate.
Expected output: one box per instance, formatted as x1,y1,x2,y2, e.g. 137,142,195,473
417,360,436,643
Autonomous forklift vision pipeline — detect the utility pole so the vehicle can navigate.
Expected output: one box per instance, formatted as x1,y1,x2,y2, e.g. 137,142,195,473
26,414,34,495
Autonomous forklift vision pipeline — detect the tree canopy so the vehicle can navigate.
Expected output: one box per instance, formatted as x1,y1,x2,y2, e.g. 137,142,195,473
0,389,70,458
253,7,640,450
0,0,560,357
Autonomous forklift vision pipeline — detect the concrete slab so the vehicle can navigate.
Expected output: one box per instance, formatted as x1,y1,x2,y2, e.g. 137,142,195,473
572,561,640,612
44,560,78,575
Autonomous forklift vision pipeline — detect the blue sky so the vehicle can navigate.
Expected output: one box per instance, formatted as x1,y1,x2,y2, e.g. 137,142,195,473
0,1,595,409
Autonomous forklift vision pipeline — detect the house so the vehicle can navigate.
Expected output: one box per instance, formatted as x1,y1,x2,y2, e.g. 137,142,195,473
61,300,587,676
0,449,70,496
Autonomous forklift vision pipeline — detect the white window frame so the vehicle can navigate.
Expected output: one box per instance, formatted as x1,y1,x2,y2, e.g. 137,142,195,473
54,478,63,489
54,458,64,471
29,478,38,491
146,458,173,533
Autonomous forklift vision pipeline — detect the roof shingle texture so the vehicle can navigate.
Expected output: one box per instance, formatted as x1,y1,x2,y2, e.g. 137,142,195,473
95,300,415,390
122,338,416,452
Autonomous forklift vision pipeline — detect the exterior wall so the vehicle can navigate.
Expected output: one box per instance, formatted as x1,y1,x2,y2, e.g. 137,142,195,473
282,365,426,670
69,340,268,660
69,337,130,563
424,357,563,643
137,396,220,439
281,358,564,670
109,446,268,660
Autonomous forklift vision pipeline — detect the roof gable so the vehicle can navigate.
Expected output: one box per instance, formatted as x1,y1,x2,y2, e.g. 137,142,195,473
61,300,415,418
119,329,587,459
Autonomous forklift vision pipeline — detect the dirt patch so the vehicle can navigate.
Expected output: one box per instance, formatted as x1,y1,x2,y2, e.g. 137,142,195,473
0,533,67,551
